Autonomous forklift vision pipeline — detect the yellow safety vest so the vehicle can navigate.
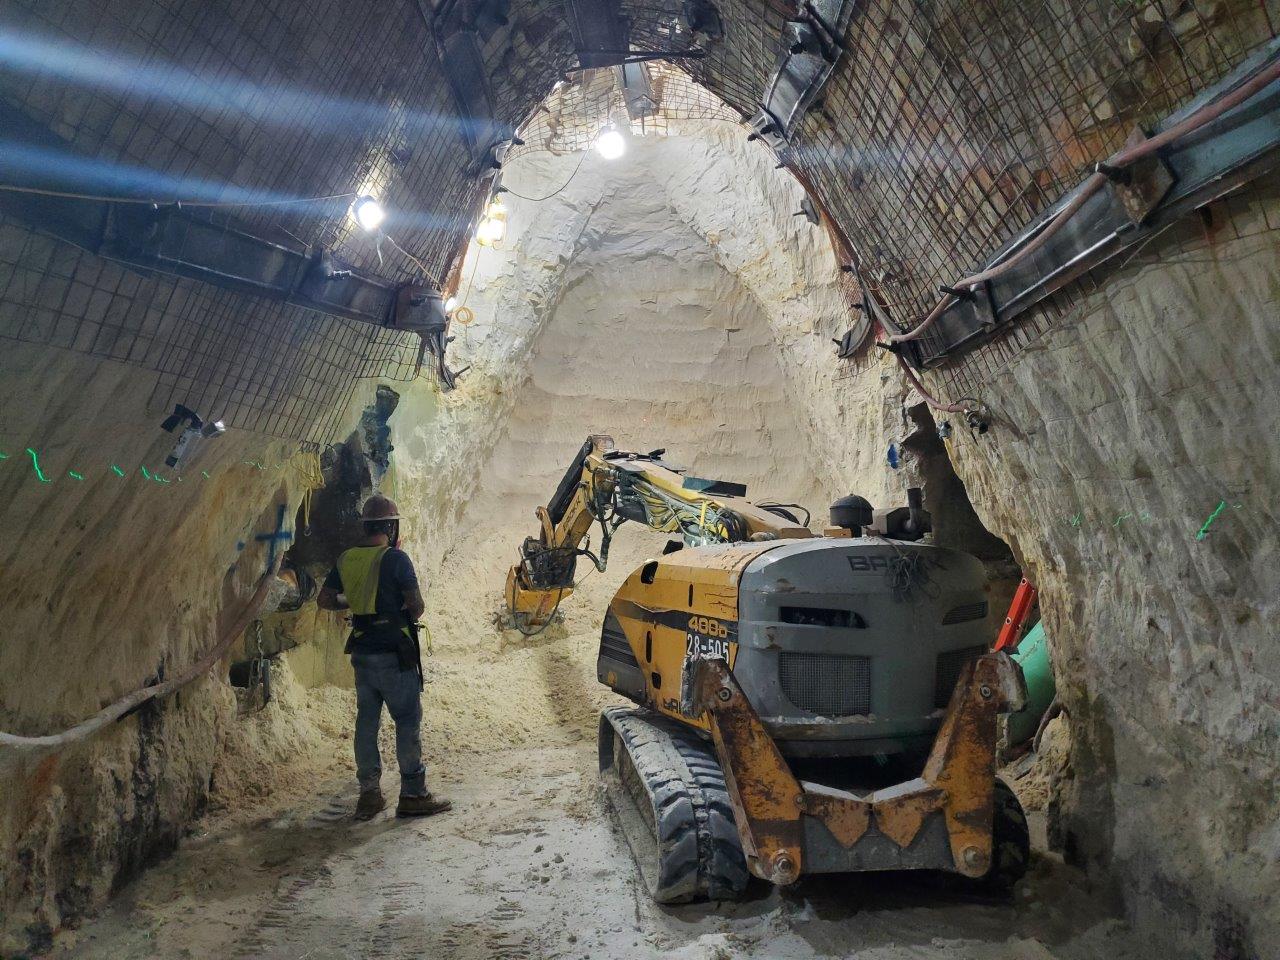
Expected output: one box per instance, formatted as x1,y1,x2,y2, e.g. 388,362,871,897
337,546,388,616
337,546,430,656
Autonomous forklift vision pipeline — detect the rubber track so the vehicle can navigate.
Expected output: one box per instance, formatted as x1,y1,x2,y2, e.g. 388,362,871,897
601,707,750,903
987,778,1030,889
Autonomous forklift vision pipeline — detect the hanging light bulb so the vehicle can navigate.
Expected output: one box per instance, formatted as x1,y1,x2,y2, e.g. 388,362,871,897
445,296,458,314
595,126,626,160
351,195,386,232
475,197,508,246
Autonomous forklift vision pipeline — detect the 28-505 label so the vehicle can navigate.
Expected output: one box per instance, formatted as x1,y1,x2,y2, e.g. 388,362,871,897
685,615,734,661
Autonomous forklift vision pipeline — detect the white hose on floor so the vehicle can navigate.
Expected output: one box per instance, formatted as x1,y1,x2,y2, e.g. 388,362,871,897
0,560,280,751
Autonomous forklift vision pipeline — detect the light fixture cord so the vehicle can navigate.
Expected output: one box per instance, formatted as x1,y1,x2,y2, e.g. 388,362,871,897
384,233,440,287
501,151,588,202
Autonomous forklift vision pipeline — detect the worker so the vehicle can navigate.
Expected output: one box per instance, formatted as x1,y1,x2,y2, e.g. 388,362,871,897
317,494,451,821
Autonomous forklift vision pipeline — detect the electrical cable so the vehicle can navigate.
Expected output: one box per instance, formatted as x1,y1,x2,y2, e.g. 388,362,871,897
383,233,440,286
500,150,588,202
885,52,1280,346
894,353,974,415
450,243,485,327
0,183,358,208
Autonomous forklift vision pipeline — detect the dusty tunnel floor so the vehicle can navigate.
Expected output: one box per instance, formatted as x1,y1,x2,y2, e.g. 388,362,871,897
52,743,1141,960
48,658,1140,960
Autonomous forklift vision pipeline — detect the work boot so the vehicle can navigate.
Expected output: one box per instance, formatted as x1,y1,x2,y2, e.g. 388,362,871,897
396,792,452,818
354,788,385,821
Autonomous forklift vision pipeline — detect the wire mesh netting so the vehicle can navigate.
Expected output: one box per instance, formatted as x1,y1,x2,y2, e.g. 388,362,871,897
780,0,1278,362
561,0,1277,374
1,0,1276,442
0,0,483,443
0,221,423,442
508,61,741,160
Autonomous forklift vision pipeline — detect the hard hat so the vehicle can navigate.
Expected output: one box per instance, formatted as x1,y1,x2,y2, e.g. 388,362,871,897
360,494,401,522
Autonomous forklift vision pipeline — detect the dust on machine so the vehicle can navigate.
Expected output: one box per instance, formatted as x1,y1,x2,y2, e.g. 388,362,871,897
505,435,1029,901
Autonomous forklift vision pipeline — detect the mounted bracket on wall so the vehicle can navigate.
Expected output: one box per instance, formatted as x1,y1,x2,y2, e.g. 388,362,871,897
1097,126,1176,225
0,103,466,391
391,284,463,389
832,313,871,359
748,0,859,152
426,0,519,176
615,61,658,121
903,39,1280,369
160,404,225,469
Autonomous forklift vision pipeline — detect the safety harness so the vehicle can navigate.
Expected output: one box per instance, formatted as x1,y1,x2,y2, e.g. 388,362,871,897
337,546,424,688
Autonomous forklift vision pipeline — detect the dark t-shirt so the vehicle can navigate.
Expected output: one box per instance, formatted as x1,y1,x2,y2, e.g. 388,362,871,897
324,548,419,652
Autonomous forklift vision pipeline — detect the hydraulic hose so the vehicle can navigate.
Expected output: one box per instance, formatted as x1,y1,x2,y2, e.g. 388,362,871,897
1,559,281,751
886,53,1280,345
895,353,972,414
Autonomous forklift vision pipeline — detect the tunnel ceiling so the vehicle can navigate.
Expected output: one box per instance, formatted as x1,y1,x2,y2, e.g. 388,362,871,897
0,0,1275,445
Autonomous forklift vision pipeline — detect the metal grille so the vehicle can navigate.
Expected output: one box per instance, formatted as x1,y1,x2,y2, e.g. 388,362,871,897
934,645,986,708
779,651,871,716
941,601,988,626
599,618,639,667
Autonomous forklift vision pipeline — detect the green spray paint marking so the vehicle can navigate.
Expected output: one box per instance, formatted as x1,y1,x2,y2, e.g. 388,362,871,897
67,470,84,480
243,460,265,470
201,470,211,479
1195,500,1227,541
154,474,170,484
0,451,9,459
140,466,152,480
110,465,125,477
1113,512,1132,527
1069,513,1082,527
25,448,51,483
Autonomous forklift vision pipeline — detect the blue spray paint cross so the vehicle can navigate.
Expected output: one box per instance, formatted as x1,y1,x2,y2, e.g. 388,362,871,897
255,504,292,574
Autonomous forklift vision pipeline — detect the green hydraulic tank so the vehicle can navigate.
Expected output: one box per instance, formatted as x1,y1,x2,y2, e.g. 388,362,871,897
1006,620,1055,747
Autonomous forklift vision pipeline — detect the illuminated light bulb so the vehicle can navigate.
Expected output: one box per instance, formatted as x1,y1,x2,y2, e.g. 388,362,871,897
595,127,626,160
445,296,458,314
487,199,508,217
351,195,386,232
476,217,505,246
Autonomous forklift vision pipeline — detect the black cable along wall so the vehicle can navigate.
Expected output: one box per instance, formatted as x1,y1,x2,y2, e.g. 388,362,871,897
0,0,1275,443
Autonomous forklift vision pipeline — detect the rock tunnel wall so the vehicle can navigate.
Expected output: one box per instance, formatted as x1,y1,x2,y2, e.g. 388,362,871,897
937,183,1280,955
0,338,313,951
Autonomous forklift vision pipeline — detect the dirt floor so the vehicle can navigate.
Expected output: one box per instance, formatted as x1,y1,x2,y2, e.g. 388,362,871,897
49,708,1141,960
45,424,1134,960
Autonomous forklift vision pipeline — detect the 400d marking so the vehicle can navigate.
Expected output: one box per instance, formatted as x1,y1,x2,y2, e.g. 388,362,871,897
685,615,734,662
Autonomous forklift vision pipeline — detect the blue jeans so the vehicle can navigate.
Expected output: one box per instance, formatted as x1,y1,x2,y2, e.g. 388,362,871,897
351,652,426,797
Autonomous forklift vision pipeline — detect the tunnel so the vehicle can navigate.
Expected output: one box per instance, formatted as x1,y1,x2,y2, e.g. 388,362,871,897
0,1,1277,957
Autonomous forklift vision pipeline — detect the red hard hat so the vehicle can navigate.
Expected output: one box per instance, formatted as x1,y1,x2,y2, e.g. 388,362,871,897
360,494,401,522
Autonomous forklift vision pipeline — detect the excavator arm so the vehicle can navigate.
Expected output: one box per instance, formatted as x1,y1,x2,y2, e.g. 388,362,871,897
504,435,812,631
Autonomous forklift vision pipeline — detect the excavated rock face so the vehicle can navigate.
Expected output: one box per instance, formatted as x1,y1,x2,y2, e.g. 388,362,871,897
942,189,1280,953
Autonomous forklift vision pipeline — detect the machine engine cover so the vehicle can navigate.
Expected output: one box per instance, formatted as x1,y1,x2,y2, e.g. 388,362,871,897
733,538,994,757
